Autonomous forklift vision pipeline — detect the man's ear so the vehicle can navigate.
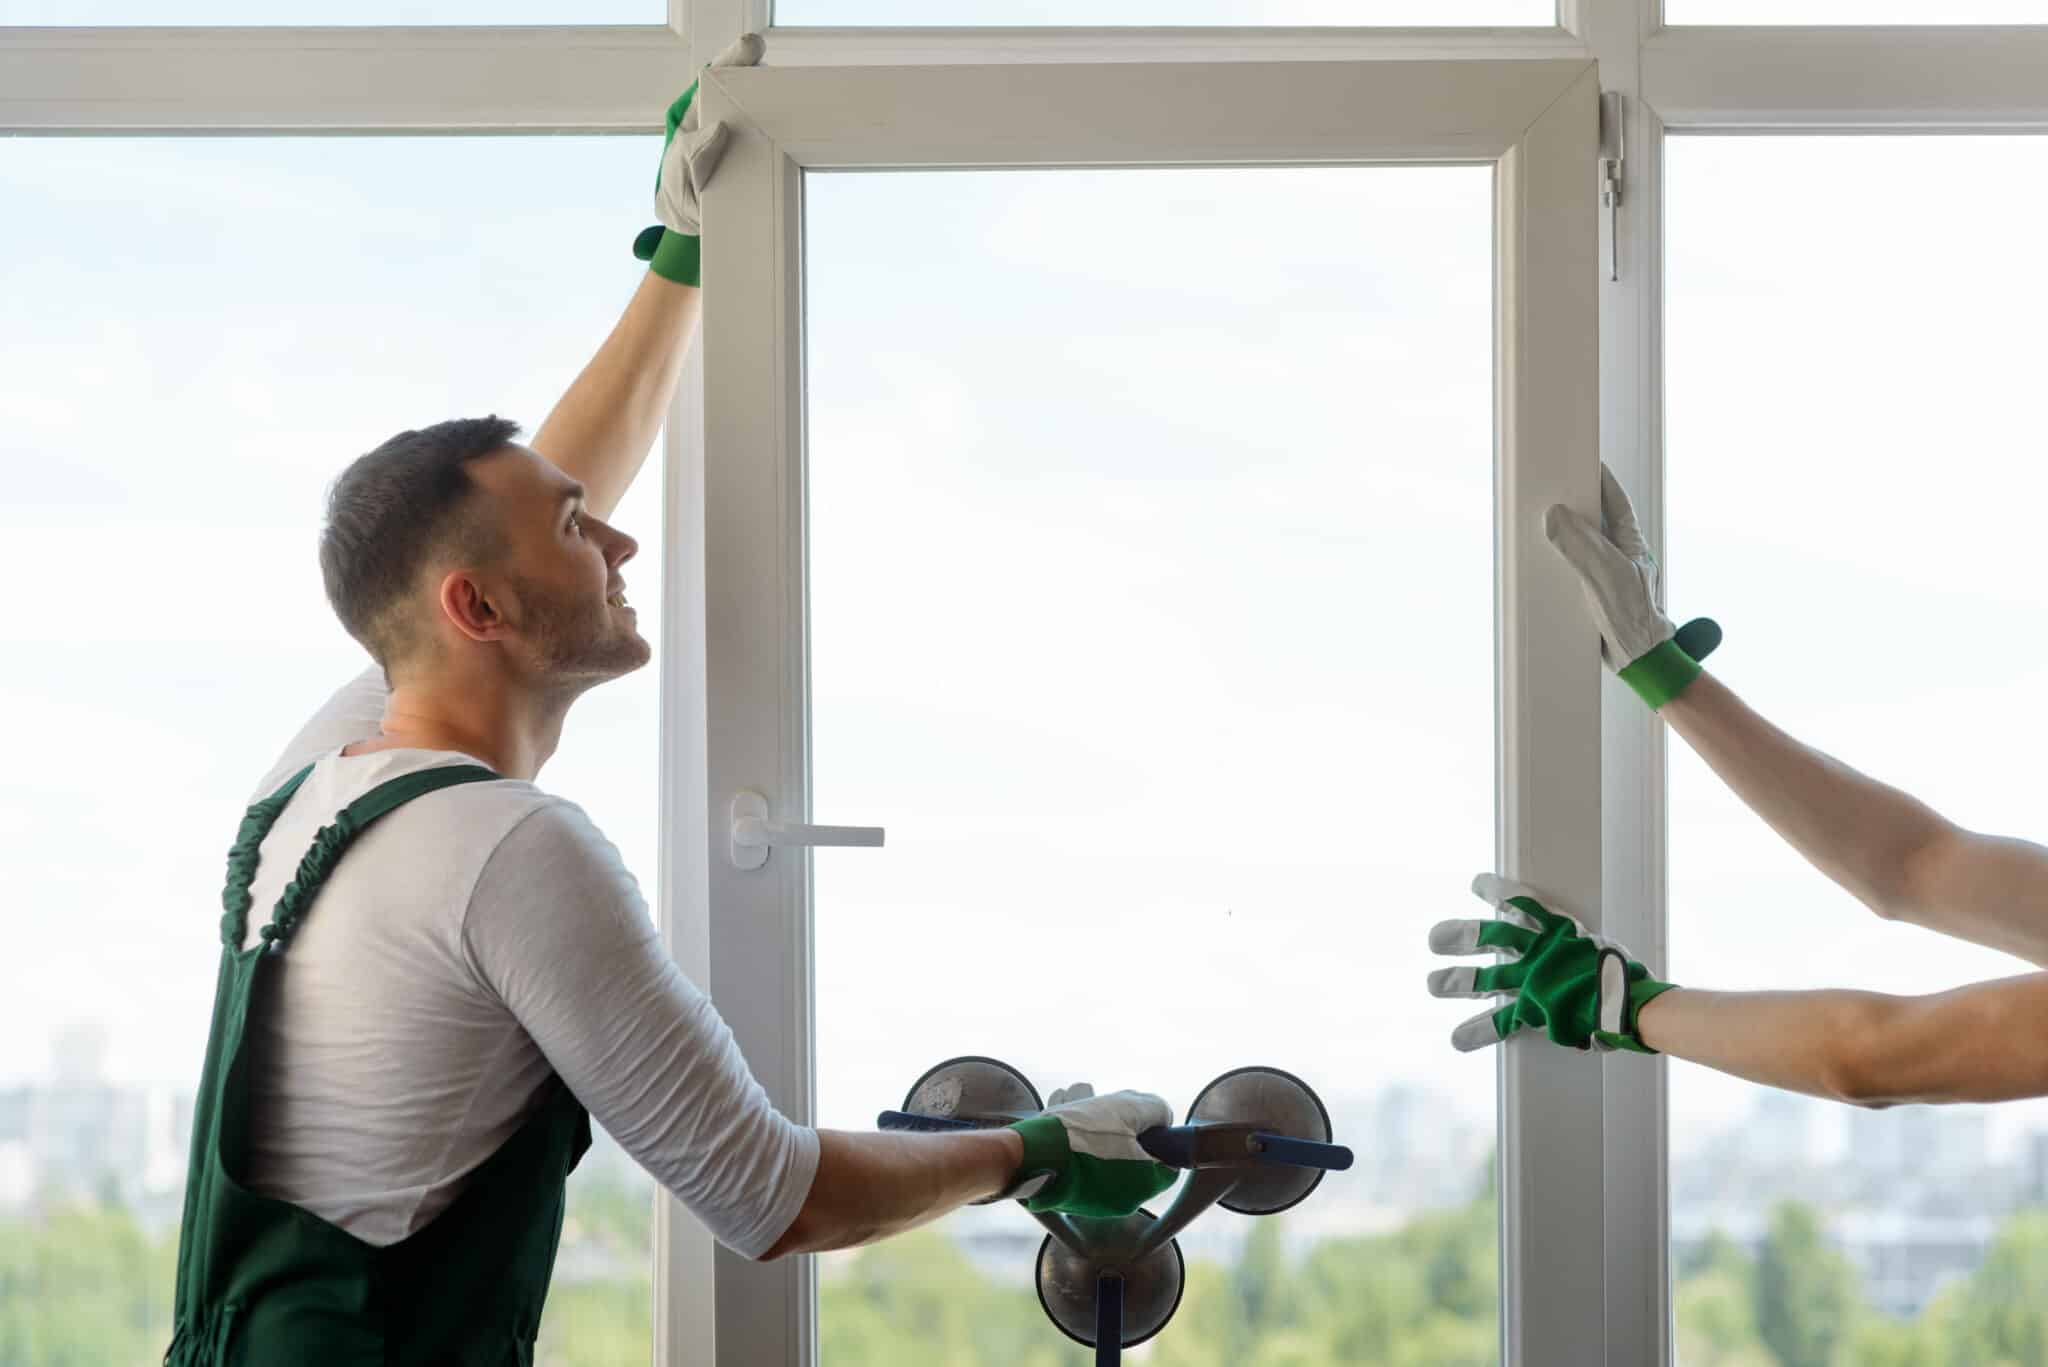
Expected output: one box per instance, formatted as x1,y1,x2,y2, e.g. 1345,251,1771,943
437,569,512,645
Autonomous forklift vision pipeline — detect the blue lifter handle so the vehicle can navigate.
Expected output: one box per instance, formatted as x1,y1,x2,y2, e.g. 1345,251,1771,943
877,1110,979,1133
881,1111,1353,1174
1137,1124,1353,1172
1245,1132,1354,1172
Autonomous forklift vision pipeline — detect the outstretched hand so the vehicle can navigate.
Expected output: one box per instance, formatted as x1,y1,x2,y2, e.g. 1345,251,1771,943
633,33,766,285
1427,873,1675,1054
1544,463,1721,709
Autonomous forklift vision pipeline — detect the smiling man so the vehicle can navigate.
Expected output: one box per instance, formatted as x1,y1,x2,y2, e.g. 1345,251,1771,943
164,38,1176,1365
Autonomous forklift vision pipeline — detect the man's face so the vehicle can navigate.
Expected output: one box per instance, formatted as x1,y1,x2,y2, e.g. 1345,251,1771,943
462,444,650,689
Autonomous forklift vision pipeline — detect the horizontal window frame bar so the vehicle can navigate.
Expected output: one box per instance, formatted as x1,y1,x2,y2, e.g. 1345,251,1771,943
0,25,687,132
1644,26,2048,128
753,25,1588,63
14,21,2048,132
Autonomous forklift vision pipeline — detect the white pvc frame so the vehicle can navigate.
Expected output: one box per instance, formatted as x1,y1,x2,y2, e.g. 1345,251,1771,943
9,1,2048,1363
694,50,1606,1367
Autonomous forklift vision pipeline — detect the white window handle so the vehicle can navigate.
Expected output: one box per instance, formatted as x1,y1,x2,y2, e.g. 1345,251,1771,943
728,789,885,871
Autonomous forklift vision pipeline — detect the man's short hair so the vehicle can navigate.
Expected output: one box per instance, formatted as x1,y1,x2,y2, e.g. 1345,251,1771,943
319,415,521,681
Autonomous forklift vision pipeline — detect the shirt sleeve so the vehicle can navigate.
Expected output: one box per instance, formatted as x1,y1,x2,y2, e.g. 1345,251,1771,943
462,800,819,1260
248,662,390,803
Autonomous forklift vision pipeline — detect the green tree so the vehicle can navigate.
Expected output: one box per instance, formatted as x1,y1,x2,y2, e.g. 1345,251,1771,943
1754,1202,1861,1367
1673,1248,1772,1367
0,1196,179,1367
1938,1208,2048,1367
817,1229,1077,1367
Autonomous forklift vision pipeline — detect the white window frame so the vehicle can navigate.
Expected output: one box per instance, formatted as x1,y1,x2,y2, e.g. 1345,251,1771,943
694,47,1606,1367
8,1,2048,1363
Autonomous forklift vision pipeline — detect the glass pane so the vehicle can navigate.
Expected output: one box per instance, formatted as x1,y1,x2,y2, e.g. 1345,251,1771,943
0,1,657,23
0,136,660,1364
778,0,1551,26
1669,136,2048,1364
1667,0,2048,21
808,166,1497,1366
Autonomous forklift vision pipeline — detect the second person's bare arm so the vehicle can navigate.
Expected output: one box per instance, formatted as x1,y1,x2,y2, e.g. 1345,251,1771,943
1660,673,2048,967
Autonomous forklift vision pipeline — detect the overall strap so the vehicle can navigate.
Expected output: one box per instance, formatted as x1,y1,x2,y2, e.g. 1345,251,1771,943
255,764,500,954
219,765,317,949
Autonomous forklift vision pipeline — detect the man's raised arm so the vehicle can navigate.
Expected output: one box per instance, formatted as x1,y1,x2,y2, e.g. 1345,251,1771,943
529,36,763,520
1549,462,2048,968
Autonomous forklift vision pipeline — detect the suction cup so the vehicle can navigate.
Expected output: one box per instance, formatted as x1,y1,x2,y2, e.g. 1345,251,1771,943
1034,1210,1185,1350
1187,1065,1335,1215
902,1055,1042,1125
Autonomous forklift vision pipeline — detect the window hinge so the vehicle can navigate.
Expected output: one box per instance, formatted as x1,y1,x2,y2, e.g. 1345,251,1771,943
1600,90,1626,283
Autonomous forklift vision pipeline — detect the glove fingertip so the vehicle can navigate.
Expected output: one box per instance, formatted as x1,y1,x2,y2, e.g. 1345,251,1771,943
1451,1020,1502,1053
1427,919,1474,954
720,31,767,68
1427,966,1474,998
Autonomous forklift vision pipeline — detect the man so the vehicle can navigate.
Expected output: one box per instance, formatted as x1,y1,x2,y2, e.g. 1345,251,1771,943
1428,464,2048,1112
166,40,1177,1365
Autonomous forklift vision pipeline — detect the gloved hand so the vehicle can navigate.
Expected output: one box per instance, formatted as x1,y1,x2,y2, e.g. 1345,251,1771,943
1427,874,1677,1054
1545,462,1722,709
1001,1083,1179,1219
630,32,765,287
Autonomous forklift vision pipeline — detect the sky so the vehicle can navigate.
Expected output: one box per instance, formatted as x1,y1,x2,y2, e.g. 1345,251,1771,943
5,78,2048,1338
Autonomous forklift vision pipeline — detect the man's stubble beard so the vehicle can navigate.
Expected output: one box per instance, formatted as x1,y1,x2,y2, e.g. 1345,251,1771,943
514,574,652,690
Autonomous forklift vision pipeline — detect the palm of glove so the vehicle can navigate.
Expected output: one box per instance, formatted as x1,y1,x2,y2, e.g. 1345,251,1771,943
1544,463,1676,669
653,33,764,238
1427,874,1670,1054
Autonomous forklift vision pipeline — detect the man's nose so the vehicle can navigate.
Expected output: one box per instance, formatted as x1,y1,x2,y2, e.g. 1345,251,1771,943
599,520,638,566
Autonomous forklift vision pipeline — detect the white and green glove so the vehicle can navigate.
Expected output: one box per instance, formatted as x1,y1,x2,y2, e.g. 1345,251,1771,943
630,33,765,287
1002,1084,1179,1219
1545,463,1722,709
1428,874,1677,1054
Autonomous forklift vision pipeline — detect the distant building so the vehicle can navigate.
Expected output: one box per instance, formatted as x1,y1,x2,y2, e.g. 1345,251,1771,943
2026,1132,2048,1205
1849,1105,1988,1181
1748,1090,1816,1169
1834,1210,1998,1319
0,1026,193,1220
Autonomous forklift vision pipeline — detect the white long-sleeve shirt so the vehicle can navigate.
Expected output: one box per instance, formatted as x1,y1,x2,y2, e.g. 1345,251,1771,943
233,666,818,1259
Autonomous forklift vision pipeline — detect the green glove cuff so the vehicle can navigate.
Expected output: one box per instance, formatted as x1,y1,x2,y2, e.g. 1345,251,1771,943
1617,638,1703,710
1007,1115,1177,1220
1597,977,1679,1055
645,229,702,287
1009,1113,1068,1181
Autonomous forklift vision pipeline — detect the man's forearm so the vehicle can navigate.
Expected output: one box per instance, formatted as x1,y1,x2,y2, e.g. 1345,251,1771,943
1659,671,1948,919
1636,985,1895,1103
760,1127,1024,1261
531,270,703,520
1641,976,2048,1107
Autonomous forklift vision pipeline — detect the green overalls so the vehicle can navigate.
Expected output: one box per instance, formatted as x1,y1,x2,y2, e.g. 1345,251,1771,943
165,760,593,1366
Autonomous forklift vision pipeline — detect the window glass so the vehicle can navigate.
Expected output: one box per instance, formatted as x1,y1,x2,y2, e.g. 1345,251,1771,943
806,165,1498,1366
0,136,661,1364
776,0,1552,26
0,1,657,23
1666,1,2048,21
1668,135,2048,1364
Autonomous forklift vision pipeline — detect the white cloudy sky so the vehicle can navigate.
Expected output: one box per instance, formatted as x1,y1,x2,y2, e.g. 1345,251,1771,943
5,18,2048,1294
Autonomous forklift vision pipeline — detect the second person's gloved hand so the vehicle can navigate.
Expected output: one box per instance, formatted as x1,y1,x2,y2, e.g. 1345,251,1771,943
631,32,766,287
1545,462,1722,709
1427,874,1677,1054
1002,1084,1179,1219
